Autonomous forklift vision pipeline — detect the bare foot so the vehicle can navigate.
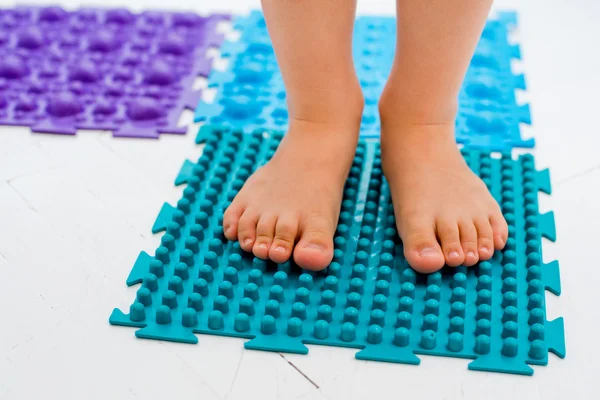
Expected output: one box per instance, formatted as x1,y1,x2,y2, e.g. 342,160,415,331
223,120,359,270
380,116,508,274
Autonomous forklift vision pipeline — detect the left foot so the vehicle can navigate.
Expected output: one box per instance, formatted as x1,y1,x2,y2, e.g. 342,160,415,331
380,107,509,274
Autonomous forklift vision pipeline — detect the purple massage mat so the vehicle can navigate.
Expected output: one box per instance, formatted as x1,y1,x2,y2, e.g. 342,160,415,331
0,6,229,138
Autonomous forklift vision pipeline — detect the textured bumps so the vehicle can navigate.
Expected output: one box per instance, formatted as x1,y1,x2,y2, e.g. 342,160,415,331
195,11,532,150
0,6,228,138
110,125,564,376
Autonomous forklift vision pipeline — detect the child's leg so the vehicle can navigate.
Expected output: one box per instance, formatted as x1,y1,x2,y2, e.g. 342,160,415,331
380,0,508,273
223,0,363,270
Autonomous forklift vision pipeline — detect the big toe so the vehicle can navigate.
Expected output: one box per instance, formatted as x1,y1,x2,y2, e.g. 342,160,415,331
293,218,334,271
404,241,445,274
400,217,445,273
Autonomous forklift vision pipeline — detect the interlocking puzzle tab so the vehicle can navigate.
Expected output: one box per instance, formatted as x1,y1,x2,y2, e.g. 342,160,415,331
195,11,532,150
0,6,228,138
110,125,564,375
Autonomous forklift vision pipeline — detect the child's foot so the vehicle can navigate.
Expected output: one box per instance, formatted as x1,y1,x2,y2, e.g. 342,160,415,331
223,120,359,270
380,113,508,274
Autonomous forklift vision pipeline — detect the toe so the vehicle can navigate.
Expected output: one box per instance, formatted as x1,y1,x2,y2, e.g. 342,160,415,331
293,214,334,271
398,213,445,273
490,214,509,250
223,202,244,241
253,214,277,259
436,218,465,267
269,213,299,264
237,209,259,252
459,220,479,267
474,217,495,261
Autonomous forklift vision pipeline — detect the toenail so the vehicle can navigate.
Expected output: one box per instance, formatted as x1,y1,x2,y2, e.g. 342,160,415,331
305,243,325,253
466,251,476,258
244,238,253,246
275,246,287,253
257,243,268,250
479,246,490,255
449,251,460,259
419,248,439,257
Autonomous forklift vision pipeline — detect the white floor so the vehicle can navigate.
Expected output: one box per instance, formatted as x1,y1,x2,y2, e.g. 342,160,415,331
1,0,598,399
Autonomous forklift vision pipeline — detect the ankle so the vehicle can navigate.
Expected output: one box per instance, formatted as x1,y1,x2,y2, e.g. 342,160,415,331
378,88,458,127
285,116,361,157
288,81,365,127
378,91,459,161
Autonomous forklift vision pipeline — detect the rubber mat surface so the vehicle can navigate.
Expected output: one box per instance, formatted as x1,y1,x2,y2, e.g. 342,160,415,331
110,125,564,375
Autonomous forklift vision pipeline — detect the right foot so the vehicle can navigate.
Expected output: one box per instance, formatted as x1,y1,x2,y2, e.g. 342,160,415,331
223,120,359,270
